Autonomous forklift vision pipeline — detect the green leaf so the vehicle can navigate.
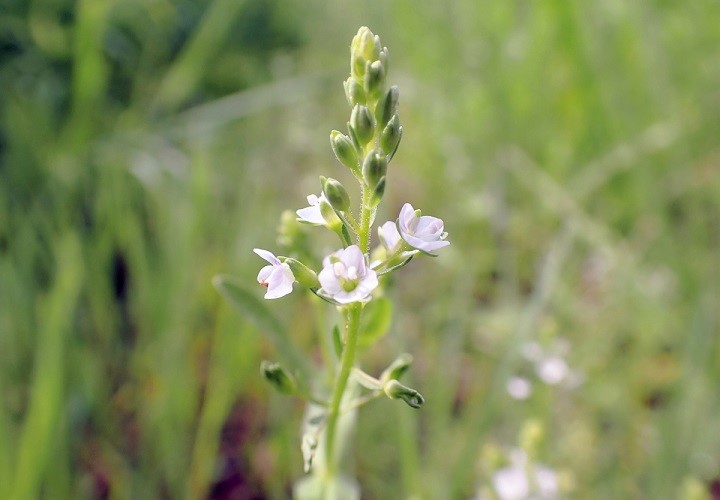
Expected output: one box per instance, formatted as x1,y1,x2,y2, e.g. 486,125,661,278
358,296,393,347
332,324,343,358
213,274,310,375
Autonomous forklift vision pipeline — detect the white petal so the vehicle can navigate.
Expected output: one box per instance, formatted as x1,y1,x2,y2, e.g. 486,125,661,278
401,232,450,254
296,205,326,225
414,215,444,236
341,245,366,273
318,265,343,295
264,264,294,299
254,248,280,265
378,221,402,253
534,466,559,496
398,203,416,234
257,265,274,284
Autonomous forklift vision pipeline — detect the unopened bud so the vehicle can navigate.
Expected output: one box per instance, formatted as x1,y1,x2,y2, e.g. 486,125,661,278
369,176,386,208
321,176,351,212
318,196,343,231
350,104,375,146
282,258,320,289
343,77,366,106
380,114,402,157
261,361,296,395
330,130,359,171
383,380,424,409
364,60,385,98
362,150,387,188
375,86,399,130
380,353,413,383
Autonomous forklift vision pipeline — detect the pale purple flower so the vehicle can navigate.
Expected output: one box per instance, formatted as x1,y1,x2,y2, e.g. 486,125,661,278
397,203,450,254
318,245,378,304
378,221,403,254
254,248,295,299
296,194,327,225
506,376,533,400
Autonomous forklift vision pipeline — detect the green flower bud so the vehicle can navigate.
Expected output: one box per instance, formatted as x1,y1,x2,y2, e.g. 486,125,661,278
379,47,389,76
362,150,387,188
321,176,351,212
364,60,385,99
350,104,375,146
380,353,413,384
330,130,359,171
380,114,402,157
369,176,386,208
261,360,296,395
352,27,380,63
343,77,366,106
282,258,320,289
383,380,425,409
318,195,343,232
375,86,399,130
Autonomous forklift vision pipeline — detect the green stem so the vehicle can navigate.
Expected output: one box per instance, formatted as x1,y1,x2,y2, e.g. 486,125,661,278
324,303,362,479
359,186,372,253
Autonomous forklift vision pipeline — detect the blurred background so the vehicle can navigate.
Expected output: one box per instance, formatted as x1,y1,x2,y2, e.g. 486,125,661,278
1,0,719,498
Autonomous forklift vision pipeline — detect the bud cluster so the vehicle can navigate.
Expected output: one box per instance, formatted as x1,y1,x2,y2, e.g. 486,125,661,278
330,27,402,210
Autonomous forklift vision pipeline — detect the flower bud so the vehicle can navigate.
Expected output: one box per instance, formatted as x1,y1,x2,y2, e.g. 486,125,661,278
369,176,386,208
261,360,296,395
364,60,385,99
383,380,425,409
282,258,320,289
343,77,366,106
350,104,375,146
380,353,413,383
321,176,351,212
330,130,359,171
362,150,387,188
318,195,343,231
380,114,402,157
375,86,399,130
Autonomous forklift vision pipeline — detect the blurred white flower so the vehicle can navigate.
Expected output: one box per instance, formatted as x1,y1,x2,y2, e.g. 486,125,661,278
507,376,533,400
254,248,295,299
536,356,569,386
318,245,378,304
492,449,559,500
397,203,450,254
518,338,583,390
296,194,327,225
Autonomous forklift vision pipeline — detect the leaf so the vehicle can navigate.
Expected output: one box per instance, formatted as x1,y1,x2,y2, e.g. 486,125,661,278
213,274,310,374
358,296,393,347
332,324,343,358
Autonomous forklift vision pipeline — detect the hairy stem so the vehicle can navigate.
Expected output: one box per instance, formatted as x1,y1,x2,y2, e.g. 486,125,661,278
324,303,362,480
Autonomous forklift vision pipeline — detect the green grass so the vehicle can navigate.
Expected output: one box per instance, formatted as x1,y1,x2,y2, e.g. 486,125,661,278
1,0,719,498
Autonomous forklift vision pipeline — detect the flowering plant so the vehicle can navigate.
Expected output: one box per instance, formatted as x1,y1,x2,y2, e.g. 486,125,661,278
218,27,449,498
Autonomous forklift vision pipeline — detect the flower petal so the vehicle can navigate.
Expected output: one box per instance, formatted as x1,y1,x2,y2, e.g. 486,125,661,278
264,264,294,299
378,221,402,253
296,205,326,225
254,248,280,265
257,264,274,284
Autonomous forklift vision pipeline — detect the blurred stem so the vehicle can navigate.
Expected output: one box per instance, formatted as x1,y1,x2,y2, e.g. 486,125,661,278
324,304,362,483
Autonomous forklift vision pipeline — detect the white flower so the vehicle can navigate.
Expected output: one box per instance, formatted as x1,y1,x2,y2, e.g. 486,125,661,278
506,376,533,400
318,245,378,304
536,356,569,385
296,194,327,225
397,203,450,254
254,248,295,299
378,221,403,254
492,449,559,500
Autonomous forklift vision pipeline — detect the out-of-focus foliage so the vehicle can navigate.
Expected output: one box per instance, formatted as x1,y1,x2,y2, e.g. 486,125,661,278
1,0,719,498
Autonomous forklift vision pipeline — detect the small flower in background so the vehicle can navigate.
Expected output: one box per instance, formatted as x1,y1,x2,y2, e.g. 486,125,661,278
318,245,378,304
397,202,450,254
254,249,295,299
296,194,328,225
522,339,584,389
378,221,403,254
506,338,583,400
492,448,559,500
506,376,533,401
